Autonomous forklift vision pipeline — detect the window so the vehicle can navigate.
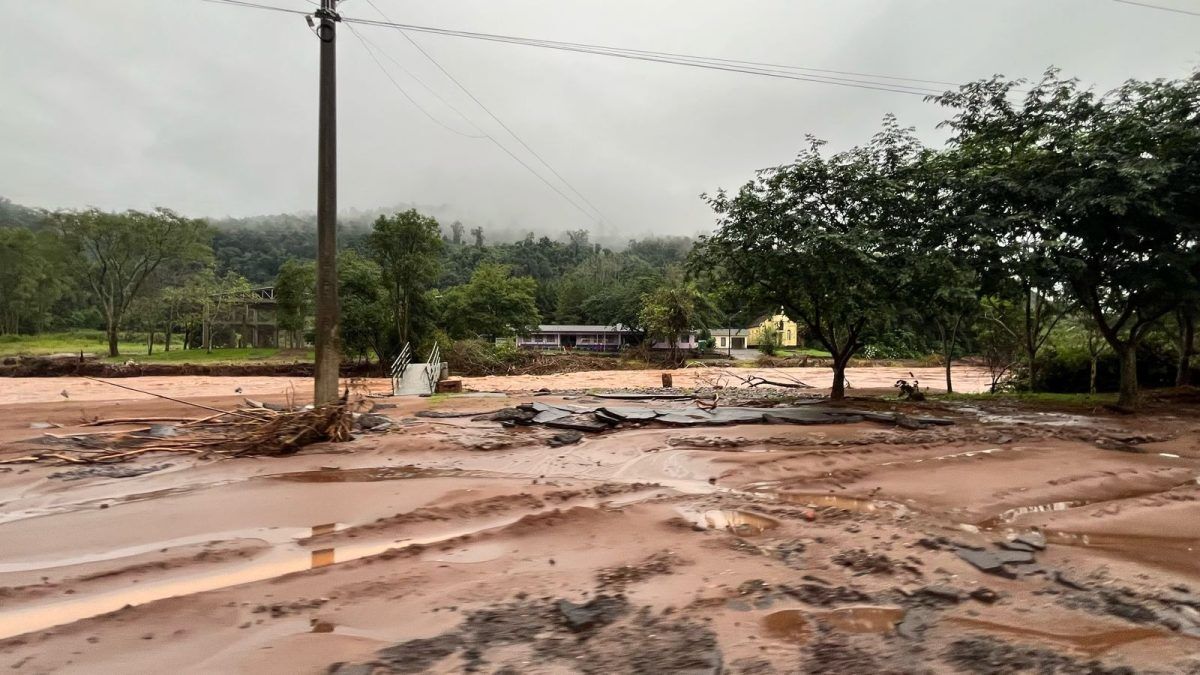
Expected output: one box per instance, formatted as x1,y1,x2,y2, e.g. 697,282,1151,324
719,337,726,347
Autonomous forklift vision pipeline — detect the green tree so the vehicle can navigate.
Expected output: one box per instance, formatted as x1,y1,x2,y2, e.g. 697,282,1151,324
442,263,540,340
638,278,708,363
756,323,781,357
0,227,69,334
937,71,1200,408
51,208,212,357
275,259,316,349
695,118,930,399
368,209,444,352
338,250,390,364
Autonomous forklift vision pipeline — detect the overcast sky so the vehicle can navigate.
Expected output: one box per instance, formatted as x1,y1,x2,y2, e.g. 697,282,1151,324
3,0,1198,237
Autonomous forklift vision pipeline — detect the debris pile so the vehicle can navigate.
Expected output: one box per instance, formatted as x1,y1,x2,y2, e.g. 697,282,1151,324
469,400,953,435
3,400,357,467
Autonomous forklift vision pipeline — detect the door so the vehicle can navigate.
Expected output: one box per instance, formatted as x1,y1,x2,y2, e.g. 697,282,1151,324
732,337,746,349
560,334,577,349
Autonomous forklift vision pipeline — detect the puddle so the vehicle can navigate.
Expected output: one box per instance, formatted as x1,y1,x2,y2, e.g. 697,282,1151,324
880,447,1012,466
701,510,780,536
819,606,906,633
265,466,458,483
1044,531,1199,574
311,523,339,537
310,548,335,568
977,479,1200,530
776,493,879,514
762,609,811,640
950,617,1175,654
977,501,1086,529
0,513,549,641
762,606,905,641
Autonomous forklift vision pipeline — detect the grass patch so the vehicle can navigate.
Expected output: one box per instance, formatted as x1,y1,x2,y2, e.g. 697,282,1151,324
932,391,1119,409
0,331,142,357
777,348,833,358
105,347,315,364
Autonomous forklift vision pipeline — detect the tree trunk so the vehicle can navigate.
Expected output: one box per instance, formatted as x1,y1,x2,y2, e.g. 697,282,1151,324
1117,345,1139,409
830,360,847,401
1089,356,1098,395
107,324,119,358
147,329,155,355
944,355,953,394
1177,313,1194,387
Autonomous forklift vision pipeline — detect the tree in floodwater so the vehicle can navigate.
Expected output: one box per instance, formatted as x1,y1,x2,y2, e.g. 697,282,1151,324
51,209,212,357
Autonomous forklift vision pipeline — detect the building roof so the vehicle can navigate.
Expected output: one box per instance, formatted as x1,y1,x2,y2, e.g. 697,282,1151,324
531,324,629,333
711,328,751,337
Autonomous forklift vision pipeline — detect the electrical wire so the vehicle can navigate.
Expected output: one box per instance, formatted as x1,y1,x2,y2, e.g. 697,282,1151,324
339,15,948,96
347,31,602,224
195,0,959,96
348,23,486,135
362,0,610,224
1112,0,1200,16
197,0,311,16
345,23,486,138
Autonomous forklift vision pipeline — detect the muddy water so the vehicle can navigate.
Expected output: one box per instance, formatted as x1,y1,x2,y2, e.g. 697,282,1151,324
1044,531,1200,575
949,617,1178,655
775,492,881,513
762,607,906,641
702,510,780,536
0,509,576,640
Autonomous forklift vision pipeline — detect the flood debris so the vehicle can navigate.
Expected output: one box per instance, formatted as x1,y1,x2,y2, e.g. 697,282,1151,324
4,400,359,466
473,400,953,436
954,546,1037,579
548,430,584,447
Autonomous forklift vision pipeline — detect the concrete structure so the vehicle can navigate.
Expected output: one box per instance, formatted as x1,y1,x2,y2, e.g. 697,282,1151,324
204,286,278,349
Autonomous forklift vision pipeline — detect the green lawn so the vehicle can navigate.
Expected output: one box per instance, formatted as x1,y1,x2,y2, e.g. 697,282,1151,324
0,331,142,357
0,332,316,364
105,347,314,364
932,391,1119,409
777,348,833,358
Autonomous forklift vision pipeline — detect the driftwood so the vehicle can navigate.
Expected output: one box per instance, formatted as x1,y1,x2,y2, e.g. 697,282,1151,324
3,400,353,466
83,417,201,427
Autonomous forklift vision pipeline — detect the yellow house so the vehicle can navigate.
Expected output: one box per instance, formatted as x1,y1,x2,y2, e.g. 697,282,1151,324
747,310,801,348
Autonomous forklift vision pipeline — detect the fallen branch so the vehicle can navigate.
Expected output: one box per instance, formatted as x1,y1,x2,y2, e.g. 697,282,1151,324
83,416,201,427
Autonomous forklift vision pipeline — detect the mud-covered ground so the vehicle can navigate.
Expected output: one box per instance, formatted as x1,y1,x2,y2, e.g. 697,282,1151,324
0,370,1198,674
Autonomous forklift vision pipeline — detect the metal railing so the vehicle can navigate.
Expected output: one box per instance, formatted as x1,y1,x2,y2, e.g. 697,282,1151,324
424,343,441,394
390,342,412,395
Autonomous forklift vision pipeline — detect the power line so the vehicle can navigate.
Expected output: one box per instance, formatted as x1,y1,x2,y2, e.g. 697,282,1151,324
1112,0,1200,16
339,15,949,96
348,29,603,225
195,0,955,96
362,0,610,224
345,23,486,138
197,0,310,16
196,0,606,224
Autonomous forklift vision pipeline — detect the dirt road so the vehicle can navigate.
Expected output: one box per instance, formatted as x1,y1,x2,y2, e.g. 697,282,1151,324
0,375,1197,673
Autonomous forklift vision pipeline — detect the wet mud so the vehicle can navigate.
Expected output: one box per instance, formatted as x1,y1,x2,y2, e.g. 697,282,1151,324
0,374,1198,673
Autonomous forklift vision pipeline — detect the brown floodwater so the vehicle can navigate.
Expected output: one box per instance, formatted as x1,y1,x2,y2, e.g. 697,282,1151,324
762,606,906,641
949,617,1182,655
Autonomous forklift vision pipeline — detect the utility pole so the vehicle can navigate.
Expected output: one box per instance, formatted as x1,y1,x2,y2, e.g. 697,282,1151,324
313,0,341,404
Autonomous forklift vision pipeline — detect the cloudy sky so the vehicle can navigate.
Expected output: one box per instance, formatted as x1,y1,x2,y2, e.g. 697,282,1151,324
3,0,1198,237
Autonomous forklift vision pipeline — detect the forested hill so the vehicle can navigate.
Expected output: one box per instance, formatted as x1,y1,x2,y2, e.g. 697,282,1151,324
0,198,690,285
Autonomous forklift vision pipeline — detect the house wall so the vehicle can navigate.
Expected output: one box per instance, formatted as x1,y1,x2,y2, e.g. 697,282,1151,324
748,313,801,348
516,332,624,351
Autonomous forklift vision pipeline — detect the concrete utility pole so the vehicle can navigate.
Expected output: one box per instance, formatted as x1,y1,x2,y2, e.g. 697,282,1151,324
313,0,341,404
